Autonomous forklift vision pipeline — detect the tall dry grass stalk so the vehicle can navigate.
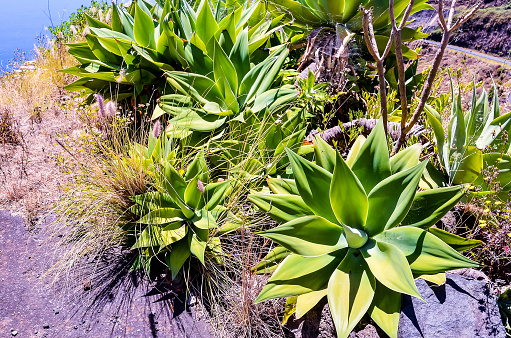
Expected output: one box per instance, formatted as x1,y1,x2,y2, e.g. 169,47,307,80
0,40,78,119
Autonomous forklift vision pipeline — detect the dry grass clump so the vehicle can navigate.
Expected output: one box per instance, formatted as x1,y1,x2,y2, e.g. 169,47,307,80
0,106,21,145
0,39,77,120
50,123,150,283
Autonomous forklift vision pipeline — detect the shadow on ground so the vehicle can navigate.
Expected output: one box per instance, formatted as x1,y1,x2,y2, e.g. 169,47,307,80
0,210,212,337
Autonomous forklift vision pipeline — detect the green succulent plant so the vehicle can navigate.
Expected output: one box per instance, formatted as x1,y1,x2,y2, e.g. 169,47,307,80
249,119,480,338
62,0,283,104
423,81,511,200
129,132,237,277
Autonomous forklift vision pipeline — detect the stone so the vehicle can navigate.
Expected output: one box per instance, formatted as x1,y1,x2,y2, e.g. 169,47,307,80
11,331,18,336
288,272,505,337
398,272,506,337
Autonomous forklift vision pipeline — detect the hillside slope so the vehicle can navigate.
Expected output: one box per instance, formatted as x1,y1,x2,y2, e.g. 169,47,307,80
411,1,511,56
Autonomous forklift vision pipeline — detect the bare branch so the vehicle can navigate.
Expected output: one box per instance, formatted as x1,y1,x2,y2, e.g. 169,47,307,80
447,0,457,28
361,7,382,61
361,6,391,136
449,1,482,32
398,0,416,30
390,0,481,155
437,0,448,30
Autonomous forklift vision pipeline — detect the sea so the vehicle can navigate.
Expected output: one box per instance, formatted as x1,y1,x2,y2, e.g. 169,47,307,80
0,0,102,72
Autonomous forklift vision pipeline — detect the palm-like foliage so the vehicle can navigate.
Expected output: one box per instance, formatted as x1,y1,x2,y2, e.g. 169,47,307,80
249,120,480,338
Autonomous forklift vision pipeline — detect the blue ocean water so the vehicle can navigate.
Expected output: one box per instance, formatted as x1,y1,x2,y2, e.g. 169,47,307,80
0,0,96,71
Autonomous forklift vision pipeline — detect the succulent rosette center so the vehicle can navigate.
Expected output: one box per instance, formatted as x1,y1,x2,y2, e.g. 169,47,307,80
249,119,481,338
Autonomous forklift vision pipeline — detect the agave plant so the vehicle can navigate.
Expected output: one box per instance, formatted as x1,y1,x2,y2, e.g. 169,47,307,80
249,119,480,337
62,0,282,104
128,131,237,277
267,0,430,91
157,44,298,136
423,81,511,199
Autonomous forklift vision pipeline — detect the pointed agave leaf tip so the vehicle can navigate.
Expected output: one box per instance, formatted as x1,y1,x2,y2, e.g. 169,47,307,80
197,179,205,194
152,120,162,138
96,94,105,118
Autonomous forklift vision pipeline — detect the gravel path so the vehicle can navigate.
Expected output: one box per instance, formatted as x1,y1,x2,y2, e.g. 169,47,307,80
0,210,213,337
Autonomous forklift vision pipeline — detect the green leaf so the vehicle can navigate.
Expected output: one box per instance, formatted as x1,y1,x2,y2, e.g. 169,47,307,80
283,297,297,325
331,151,368,230
195,0,219,46
296,289,327,319
248,193,313,223
374,227,480,275
258,215,348,257
390,144,421,174
250,87,298,113
425,105,446,164
401,186,465,229
85,13,111,29
452,146,483,185
160,226,187,246
285,148,337,224
134,2,156,49
314,135,336,172
267,178,299,195
184,176,204,210
204,180,233,210
132,226,160,249
161,162,193,218
466,88,490,146
229,28,250,86
255,250,347,303
448,82,466,157
351,119,391,193
252,246,291,274
428,228,482,252
368,281,401,338
169,109,227,132
212,37,238,100
361,239,422,299
166,237,191,279
189,231,207,265
137,208,184,224
365,161,427,236
416,272,446,285
193,209,218,230
328,248,376,338
166,72,223,106
185,150,209,182
346,135,366,168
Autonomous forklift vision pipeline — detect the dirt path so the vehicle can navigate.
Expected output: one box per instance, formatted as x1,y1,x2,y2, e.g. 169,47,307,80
423,39,511,67
0,210,212,337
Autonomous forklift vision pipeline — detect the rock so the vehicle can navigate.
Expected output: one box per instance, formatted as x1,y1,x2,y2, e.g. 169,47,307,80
288,272,505,337
398,272,506,337
42,324,50,329
11,330,18,336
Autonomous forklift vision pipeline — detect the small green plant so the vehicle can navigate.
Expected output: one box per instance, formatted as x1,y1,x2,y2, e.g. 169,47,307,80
129,130,238,277
249,119,480,338
423,80,511,199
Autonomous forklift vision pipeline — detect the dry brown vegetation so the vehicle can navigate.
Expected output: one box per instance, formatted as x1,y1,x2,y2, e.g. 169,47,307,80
0,42,82,224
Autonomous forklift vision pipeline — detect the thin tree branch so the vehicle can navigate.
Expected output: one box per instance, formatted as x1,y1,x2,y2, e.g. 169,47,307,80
361,5,394,137
449,2,482,32
391,0,416,147
390,0,481,155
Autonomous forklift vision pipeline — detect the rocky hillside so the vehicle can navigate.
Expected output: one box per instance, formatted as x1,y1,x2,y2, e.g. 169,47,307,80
412,1,511,56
